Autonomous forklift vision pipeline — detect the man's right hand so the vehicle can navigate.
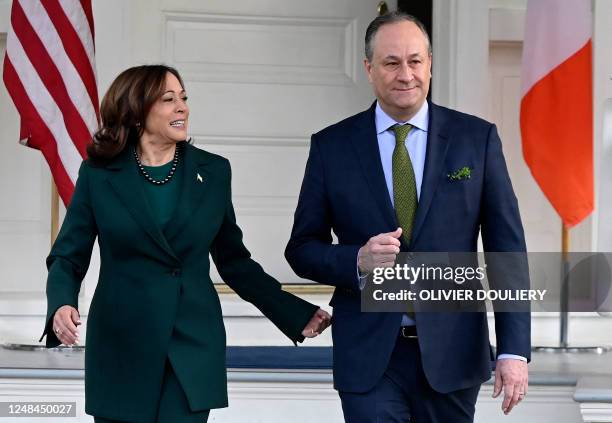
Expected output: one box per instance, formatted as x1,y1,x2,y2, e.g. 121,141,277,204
52,305,81,346
357,228,403,274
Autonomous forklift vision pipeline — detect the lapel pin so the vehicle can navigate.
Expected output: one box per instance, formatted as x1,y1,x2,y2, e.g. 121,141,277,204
196,173,203,183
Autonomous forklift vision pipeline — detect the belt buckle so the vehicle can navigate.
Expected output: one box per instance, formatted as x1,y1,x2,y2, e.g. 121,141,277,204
401,327,418,339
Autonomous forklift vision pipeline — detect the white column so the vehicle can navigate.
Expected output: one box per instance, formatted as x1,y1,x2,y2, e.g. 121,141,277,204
432,0,490,119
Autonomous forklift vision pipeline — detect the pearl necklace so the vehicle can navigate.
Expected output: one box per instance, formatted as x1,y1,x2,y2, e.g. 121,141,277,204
134,145,180,185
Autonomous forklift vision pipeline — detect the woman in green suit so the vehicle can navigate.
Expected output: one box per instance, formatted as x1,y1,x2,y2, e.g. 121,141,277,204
40,65,330,423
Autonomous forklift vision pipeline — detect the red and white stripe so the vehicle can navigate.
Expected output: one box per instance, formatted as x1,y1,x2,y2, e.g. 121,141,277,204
520,0,593,227
3,0,99,205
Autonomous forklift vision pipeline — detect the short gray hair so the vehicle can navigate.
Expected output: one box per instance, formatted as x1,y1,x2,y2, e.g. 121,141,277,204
364,11,432,62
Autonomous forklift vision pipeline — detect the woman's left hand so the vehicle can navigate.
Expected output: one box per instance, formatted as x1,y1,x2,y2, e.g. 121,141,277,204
301,308,332,338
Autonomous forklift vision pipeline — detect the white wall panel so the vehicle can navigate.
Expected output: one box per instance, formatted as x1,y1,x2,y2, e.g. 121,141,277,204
165,12,357,86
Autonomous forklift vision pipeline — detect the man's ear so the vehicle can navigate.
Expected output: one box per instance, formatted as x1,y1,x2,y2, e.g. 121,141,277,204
364,58,373,83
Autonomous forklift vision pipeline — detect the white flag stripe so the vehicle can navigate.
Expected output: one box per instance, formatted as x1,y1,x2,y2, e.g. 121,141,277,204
19,0,98,135
58,0,96,73
521,0,591,96
7,30,83,183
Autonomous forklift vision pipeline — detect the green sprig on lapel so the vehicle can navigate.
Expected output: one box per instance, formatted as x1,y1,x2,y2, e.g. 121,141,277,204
447,166,472,181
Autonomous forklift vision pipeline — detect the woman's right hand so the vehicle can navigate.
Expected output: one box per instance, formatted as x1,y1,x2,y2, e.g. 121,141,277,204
52,305,81,346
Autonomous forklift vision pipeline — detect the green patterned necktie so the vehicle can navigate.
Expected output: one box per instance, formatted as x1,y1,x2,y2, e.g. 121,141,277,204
392,124,418,245
393,123,417,319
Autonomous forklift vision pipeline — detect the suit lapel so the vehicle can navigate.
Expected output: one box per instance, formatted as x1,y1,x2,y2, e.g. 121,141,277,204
410,102,451,246
164,142,215,242
352,103,398,231
106,146,179,262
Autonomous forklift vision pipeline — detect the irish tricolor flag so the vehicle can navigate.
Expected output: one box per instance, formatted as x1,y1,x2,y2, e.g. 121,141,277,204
520,0,593,227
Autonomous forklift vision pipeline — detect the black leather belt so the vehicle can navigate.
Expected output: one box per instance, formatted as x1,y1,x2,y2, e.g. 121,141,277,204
400,326,418,339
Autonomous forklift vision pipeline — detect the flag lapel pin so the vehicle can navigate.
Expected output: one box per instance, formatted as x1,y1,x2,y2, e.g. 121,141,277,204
196,173,204,183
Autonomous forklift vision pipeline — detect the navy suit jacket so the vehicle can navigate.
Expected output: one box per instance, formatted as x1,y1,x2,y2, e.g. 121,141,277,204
285,101,531,394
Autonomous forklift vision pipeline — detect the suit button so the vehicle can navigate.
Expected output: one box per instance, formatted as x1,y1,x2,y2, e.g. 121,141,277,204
171,269,181,277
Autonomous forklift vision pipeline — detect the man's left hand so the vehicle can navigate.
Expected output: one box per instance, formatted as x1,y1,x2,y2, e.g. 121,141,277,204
492,358,528,415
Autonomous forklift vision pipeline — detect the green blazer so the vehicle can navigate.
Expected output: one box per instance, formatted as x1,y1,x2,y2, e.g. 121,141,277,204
40,142,318,421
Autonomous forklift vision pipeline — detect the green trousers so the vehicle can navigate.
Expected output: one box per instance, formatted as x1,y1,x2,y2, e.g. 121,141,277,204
94,359,210,423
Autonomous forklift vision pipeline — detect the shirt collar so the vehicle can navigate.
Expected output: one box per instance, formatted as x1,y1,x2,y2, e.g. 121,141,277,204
375,101,429,135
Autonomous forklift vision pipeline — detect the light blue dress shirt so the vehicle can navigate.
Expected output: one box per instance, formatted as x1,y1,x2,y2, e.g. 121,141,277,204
357,101,526,362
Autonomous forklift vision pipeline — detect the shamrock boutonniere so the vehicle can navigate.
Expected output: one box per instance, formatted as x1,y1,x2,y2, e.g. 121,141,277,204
447,166,472,181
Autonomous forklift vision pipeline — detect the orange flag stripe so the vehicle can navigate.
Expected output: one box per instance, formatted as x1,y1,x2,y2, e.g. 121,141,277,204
520,40,593,227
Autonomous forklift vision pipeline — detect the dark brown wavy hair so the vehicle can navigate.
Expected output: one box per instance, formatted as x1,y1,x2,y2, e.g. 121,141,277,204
87,65,185,162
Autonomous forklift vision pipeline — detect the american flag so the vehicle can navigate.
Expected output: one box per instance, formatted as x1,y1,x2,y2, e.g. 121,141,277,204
3,0,99,205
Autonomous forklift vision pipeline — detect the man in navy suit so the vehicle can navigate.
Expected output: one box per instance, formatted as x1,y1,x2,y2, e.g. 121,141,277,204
285,12,530,423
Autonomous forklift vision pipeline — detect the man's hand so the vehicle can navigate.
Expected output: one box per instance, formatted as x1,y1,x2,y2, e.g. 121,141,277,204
357,228,402,274
492,358,529,415
52,305,81,346
302,308,331,338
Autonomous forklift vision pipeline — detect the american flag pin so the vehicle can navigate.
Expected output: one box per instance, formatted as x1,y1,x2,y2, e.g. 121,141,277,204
196,173,203,183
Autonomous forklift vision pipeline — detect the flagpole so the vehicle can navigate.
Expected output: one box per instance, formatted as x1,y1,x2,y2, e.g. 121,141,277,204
50,180,59,247
534,221,608,353
559,224,570,348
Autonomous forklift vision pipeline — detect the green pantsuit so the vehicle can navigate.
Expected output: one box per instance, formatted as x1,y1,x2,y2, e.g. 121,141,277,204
41,142,318,422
